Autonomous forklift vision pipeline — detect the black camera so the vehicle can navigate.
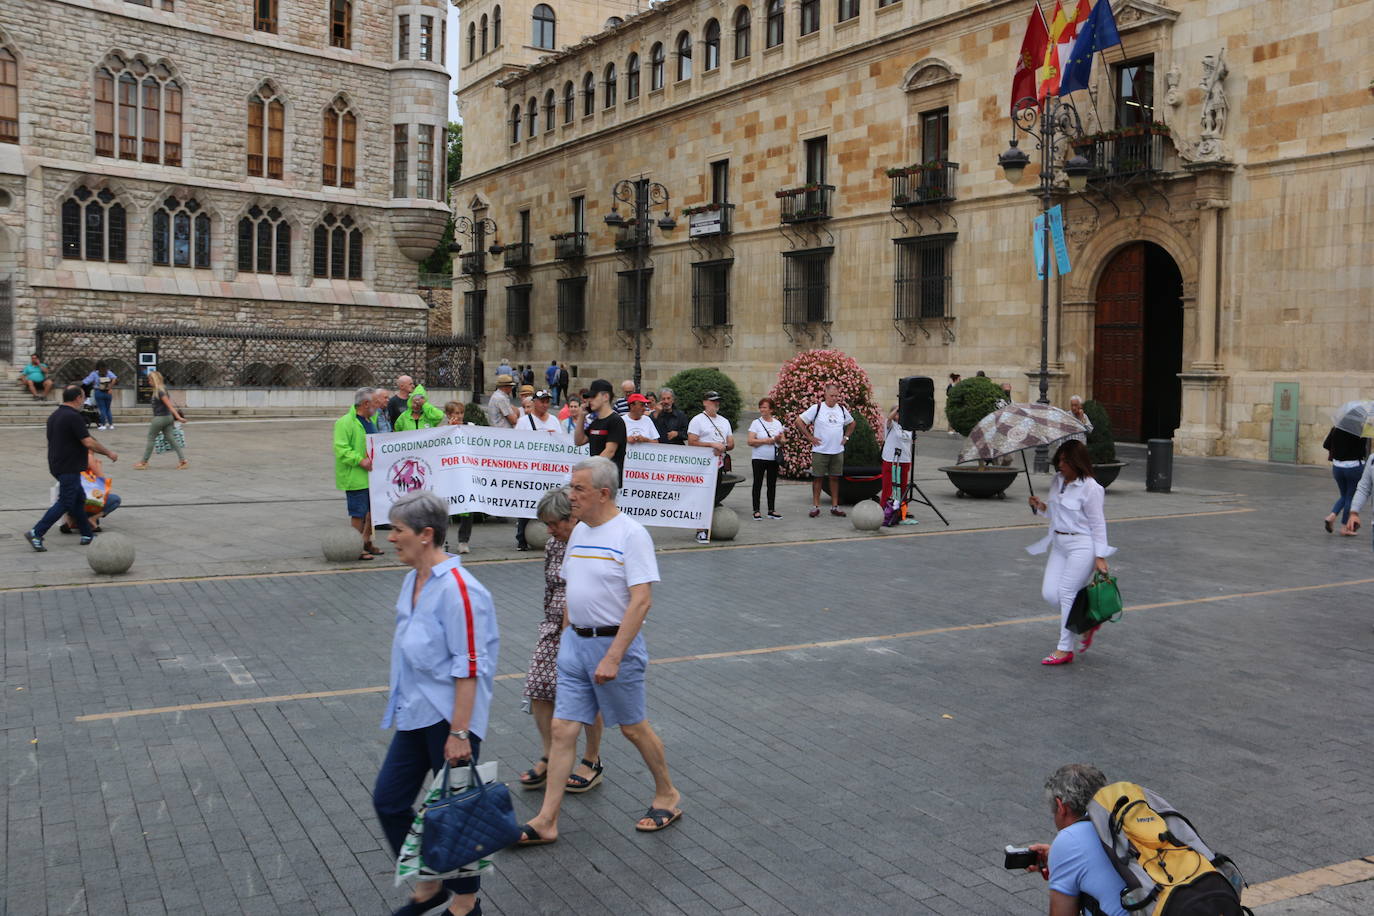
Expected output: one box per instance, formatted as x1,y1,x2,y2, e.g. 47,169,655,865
1003,845,1038,871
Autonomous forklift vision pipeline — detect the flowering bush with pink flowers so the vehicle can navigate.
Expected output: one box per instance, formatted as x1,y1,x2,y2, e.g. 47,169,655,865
766,348,885,479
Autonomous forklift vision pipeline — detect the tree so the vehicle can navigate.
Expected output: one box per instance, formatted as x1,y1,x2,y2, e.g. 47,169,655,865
419,123,464,278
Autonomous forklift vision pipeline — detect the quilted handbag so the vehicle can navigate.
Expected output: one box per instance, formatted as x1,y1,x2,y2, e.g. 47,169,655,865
420,761,522,873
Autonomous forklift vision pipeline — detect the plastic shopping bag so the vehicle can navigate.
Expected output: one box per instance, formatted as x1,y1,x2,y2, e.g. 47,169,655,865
80,472,110,513
394,761,500,886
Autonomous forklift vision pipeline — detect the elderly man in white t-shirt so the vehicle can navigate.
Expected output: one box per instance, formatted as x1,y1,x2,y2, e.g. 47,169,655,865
516,456,682,846
687,391,735,543
793,382,855,518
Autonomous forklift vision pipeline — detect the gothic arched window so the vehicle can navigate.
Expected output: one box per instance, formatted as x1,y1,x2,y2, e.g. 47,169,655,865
153,197,211,269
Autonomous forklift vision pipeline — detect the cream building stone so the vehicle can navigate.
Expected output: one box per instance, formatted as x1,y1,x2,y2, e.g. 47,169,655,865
0,0,452,388
453,0,1373,462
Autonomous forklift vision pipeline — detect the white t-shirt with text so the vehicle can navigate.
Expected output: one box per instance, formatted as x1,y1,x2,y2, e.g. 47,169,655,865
560,513,661,628
749,417,785,462
801,402,854,455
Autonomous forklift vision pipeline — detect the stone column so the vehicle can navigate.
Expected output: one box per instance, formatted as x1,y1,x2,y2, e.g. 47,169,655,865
1176,162,1235,455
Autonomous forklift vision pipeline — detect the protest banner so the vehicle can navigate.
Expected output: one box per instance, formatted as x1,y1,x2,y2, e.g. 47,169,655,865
367,426,717,530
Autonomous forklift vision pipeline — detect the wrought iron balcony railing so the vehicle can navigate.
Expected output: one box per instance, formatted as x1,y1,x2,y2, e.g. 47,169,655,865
502,241,532,269
459,251,485,275
553,232,588,259
614,223,650,251
777,184,834,224
686,203,734,238
889,161,958,207
1073,129,1170,181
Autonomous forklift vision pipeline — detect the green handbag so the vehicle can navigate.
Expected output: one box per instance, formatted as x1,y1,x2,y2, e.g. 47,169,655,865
1084,570,1123,626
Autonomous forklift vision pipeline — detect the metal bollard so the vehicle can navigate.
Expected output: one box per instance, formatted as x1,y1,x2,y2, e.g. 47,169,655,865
1146,438,1173,492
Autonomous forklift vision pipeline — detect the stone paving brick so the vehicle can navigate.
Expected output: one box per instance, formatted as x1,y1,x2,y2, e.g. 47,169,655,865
5,451,1374,914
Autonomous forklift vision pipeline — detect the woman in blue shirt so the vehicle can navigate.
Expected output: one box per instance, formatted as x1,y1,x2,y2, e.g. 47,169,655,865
373,491,500,916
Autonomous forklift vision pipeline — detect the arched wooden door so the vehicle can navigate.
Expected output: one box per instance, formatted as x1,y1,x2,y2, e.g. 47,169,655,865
1093,243,1146,441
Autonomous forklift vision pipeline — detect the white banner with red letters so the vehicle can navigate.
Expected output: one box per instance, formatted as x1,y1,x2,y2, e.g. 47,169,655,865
366,426,718,529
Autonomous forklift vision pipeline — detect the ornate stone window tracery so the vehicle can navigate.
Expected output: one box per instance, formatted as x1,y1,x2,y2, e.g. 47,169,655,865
152,196,211,269
61,186,127,263
322,96,357,188
312,213,363,280
95,54,182,166
247,82,285,179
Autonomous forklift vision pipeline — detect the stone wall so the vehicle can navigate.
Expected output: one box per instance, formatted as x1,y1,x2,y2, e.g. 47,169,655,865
0,0,450,364
451,0,1374,461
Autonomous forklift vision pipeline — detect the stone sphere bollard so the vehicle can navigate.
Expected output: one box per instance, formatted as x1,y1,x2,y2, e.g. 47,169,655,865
851,499,885,532
87,531,135,575
524,520,550,550
710,506,740,541
322,526,364,562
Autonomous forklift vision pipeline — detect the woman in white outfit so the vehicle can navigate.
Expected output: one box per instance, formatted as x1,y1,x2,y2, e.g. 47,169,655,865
1027,439,1115,666
1340,454,1374,550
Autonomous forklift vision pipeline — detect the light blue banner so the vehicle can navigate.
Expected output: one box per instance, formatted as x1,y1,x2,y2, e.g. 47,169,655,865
1048,204,1072,275
1034,214,1046,280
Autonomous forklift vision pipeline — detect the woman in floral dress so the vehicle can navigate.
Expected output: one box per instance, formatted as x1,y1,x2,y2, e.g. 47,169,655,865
519,486,606,793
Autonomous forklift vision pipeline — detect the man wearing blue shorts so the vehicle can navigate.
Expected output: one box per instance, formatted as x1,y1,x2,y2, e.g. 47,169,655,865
517,456,681,846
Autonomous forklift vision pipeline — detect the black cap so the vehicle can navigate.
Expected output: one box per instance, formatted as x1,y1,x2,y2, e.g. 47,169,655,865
588,378,614,396
703,390,722,401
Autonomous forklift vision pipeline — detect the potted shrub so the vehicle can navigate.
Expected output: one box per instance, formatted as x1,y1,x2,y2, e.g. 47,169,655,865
664,367,745,504
940,376,1020,499
1083,400,1127,488
837,411,884,505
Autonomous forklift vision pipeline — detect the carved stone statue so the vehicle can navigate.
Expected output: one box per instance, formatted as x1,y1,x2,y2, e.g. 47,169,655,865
1165,65,1182,107
1199,50,1228,138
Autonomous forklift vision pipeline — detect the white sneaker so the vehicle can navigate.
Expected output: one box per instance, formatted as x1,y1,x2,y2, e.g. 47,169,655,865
458,542,470,554
696,531,710,543
97,424,106,430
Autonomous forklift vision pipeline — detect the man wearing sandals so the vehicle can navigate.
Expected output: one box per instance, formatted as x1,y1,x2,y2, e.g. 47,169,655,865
333,386,385,560
517,456,683,846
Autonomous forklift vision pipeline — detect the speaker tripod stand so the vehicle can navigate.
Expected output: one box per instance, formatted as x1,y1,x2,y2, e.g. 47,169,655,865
887,433,949,528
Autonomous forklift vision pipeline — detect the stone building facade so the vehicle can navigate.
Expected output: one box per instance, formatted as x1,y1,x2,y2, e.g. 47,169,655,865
451,0,1373,462
0,0,453,389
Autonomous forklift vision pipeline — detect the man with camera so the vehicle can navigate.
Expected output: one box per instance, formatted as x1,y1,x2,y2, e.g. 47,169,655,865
1011,764,1128,916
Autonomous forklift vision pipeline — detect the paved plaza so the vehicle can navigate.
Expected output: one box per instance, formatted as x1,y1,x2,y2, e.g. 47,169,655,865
3,418,1374,914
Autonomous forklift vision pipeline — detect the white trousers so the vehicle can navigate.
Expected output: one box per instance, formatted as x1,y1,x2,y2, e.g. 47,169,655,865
1041,533,1096,652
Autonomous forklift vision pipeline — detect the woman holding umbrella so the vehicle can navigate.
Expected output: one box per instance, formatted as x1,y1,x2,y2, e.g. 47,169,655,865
1323,402,1372,534
1027,440,1115,666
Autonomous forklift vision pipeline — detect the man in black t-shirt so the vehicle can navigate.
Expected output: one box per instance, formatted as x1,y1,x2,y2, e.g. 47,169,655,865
26,385,119,550
574,378,626,487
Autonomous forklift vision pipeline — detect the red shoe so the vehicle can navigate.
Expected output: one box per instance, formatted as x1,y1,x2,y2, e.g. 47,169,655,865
1079,626,1101,652
809,507,821,518
1041,652,1074,666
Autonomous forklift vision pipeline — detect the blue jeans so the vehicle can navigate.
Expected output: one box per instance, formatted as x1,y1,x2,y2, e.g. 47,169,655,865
1330,464,1363,524
374,721,482,897
94,390,113,426
33,473,94,538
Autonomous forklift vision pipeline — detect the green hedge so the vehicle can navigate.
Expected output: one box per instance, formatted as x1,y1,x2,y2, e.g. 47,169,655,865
662,368,743,428
464,402,489,426
845,412,883,467
1083,400,1116,464
944,377,1005,436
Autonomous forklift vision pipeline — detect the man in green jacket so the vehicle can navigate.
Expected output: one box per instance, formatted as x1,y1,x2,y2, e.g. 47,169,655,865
393,389,444,431
334,386,384,560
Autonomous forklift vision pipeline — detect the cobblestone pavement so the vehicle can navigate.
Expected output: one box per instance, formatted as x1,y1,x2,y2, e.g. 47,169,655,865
4,428,1374,915
3,418,1247,589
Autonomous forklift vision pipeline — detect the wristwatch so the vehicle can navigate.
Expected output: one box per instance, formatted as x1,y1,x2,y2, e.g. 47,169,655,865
450,729,469,740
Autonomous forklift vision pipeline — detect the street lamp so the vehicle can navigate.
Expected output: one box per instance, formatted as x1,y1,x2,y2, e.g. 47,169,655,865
605,177,674,392
452,216,500,259
999,95,1088,472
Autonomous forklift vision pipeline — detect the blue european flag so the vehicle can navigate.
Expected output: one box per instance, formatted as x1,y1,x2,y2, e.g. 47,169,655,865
1057,0,1122,96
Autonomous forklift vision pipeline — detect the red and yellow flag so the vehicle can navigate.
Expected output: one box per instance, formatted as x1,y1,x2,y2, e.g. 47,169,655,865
1011,2,1050,112
1038,0,1089,98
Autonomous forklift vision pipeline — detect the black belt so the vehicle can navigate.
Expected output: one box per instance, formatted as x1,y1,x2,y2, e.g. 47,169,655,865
1054,530,1086,536
572,625,620,638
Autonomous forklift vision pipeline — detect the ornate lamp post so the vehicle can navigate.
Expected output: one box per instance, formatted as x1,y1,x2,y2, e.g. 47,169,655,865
604,177,675,392
999,95,1091,472
450,215,499,258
